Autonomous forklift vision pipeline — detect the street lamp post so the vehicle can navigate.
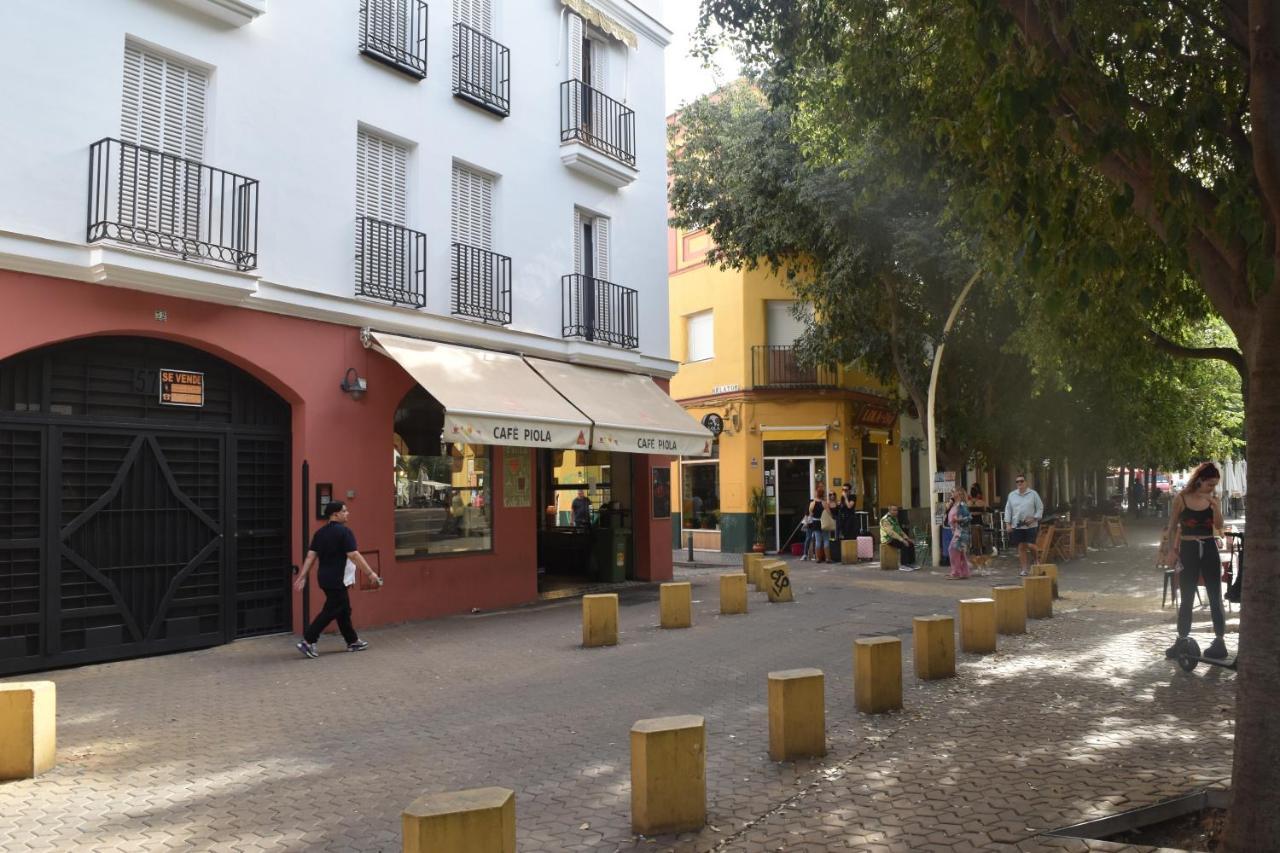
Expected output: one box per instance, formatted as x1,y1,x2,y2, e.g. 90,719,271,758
927,269,982,567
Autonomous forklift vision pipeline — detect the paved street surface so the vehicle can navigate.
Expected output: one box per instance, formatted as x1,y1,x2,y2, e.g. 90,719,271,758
1,519,1238,852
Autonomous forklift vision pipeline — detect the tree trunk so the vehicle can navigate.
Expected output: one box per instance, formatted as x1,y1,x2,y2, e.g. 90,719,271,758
1224,326,1280,849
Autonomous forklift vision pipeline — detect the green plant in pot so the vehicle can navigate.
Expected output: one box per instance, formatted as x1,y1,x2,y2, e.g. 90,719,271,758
748,487,768,552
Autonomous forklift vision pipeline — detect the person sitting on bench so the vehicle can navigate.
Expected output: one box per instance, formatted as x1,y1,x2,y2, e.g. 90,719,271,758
880,505,916,570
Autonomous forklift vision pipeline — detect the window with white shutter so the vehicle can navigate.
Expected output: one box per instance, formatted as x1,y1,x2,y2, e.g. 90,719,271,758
451,163,494,250
356,130,409,225
573,208,611,281
453,0,492,34
119,41,207,239
359,0,428,79
686,310,715,362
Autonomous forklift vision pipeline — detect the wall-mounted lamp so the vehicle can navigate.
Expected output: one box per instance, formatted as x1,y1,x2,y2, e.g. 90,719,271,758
340,367,368,401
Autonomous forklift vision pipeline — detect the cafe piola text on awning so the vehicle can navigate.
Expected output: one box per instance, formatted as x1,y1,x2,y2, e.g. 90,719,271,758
371,332,593,449
372,332,713,456
526,357,712,457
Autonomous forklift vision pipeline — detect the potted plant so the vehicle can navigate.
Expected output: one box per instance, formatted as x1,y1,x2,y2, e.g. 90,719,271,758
748,487,768,552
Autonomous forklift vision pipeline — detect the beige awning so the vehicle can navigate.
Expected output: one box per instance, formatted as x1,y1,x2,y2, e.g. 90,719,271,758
372,333,593,450
526,358,713,457
561,0,638,48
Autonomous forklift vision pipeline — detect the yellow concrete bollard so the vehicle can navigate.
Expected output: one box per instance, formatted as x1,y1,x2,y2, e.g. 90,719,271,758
879,542,900,570
958,598,997,654
768,668,826,761
582,593,619,647
743,553,764,590
993,586,1027,635
912,615,956,680
402,787,515,853
631,715,706,835
0,681,56,781
719,573,748,615
762,560,794,602
1032,562,1060,598
853,636,903,714
660,582,693,629
1024,575,1054,619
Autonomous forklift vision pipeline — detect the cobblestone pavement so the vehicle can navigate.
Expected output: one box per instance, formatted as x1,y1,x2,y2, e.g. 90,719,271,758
0,519,1237,852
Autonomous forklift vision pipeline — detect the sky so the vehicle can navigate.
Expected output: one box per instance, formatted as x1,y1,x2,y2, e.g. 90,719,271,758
663,2,742,115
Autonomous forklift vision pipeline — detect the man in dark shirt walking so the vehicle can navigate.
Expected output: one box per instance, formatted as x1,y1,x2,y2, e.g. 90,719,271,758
293,501,382,658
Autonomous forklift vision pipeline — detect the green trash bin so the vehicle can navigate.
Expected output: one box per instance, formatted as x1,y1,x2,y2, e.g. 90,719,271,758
593,528,630,582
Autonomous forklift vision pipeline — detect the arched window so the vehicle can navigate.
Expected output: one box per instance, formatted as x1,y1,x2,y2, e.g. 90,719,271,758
393,386,492,557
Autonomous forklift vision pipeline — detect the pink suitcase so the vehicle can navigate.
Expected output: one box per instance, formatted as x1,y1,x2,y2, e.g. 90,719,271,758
856,536,875,560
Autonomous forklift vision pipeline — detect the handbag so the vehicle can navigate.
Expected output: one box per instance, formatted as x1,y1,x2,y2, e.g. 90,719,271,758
820,507,836,533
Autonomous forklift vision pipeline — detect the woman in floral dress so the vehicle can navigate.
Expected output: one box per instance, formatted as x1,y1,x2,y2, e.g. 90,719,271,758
947,489,972,579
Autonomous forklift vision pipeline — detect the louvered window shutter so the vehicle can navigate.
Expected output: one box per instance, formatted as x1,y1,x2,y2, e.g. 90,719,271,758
120,42,207,238
451,164,493,249
573,209,584,274
593,216,610,281
356,130,408,225
362,0,410,54
567,14,584,81
591,40,609,95
454,0,491,33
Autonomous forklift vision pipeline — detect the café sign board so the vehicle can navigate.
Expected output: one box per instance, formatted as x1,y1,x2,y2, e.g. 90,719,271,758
159,369,204,407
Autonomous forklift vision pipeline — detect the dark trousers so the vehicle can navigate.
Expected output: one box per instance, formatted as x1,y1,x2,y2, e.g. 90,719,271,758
305,586,359,645
1177,539,1225,638
887,539,916,565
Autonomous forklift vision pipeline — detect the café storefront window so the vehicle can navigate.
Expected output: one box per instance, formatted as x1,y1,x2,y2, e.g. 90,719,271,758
681,440,720,530
393,387,492,557
548,449,613,527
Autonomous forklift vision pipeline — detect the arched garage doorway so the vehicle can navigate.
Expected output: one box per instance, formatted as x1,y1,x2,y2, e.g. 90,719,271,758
0,336,292,675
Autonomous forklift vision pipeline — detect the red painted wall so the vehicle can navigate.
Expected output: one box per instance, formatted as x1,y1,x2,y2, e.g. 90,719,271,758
0,270,538,631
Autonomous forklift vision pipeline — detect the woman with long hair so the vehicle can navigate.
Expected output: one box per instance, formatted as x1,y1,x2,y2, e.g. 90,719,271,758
1164,462,1229,660
947,489,972,579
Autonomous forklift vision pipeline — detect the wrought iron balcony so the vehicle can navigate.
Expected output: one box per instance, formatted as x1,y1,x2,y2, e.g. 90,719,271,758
452,243,511,325
453,22,510,116
751,345,839,389
359,0,428,79
562,274,639,349
560,80,636,166
356,217,426,308
87,138,259,271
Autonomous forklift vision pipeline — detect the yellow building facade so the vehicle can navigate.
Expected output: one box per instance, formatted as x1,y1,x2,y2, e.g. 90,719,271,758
668,228,911,554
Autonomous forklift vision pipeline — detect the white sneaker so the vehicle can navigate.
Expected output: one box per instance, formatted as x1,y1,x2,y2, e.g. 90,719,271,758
898,565,917,572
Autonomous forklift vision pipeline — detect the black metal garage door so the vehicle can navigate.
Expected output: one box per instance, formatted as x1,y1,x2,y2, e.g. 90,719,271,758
0,337,291,675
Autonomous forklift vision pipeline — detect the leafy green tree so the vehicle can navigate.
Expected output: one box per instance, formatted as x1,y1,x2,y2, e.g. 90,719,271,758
696,2,1273,845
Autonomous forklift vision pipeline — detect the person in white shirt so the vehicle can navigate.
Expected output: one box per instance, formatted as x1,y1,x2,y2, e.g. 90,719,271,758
1003,474,1044,576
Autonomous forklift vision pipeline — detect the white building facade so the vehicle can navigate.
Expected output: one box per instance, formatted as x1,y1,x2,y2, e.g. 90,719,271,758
0,0,699,676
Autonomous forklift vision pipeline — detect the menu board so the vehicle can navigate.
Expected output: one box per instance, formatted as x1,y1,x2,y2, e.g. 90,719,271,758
503,447,532,508
652,467,671,519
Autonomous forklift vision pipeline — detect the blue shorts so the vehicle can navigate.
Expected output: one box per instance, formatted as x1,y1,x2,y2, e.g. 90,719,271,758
1009,526,1038,546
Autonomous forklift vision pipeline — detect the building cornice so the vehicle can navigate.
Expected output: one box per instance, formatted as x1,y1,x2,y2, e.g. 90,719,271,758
674,387,892,408
0,229,679,379
170,0,266,27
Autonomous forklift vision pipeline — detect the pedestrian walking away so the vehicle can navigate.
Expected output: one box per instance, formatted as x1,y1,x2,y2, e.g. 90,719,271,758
947,489,972,579
1004,474,1043,576
293,500,383,658
1164,462,1230,661
802,484,827,561
880,505,917,570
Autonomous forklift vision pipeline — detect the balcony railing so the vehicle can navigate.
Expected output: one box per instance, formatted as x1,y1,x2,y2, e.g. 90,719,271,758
87,138,259,271
751,346,839,389
360,0,428,79
559,80,636,167
356,217,426,307
453,22,510,116
562,274,639,349
452,243,511,325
